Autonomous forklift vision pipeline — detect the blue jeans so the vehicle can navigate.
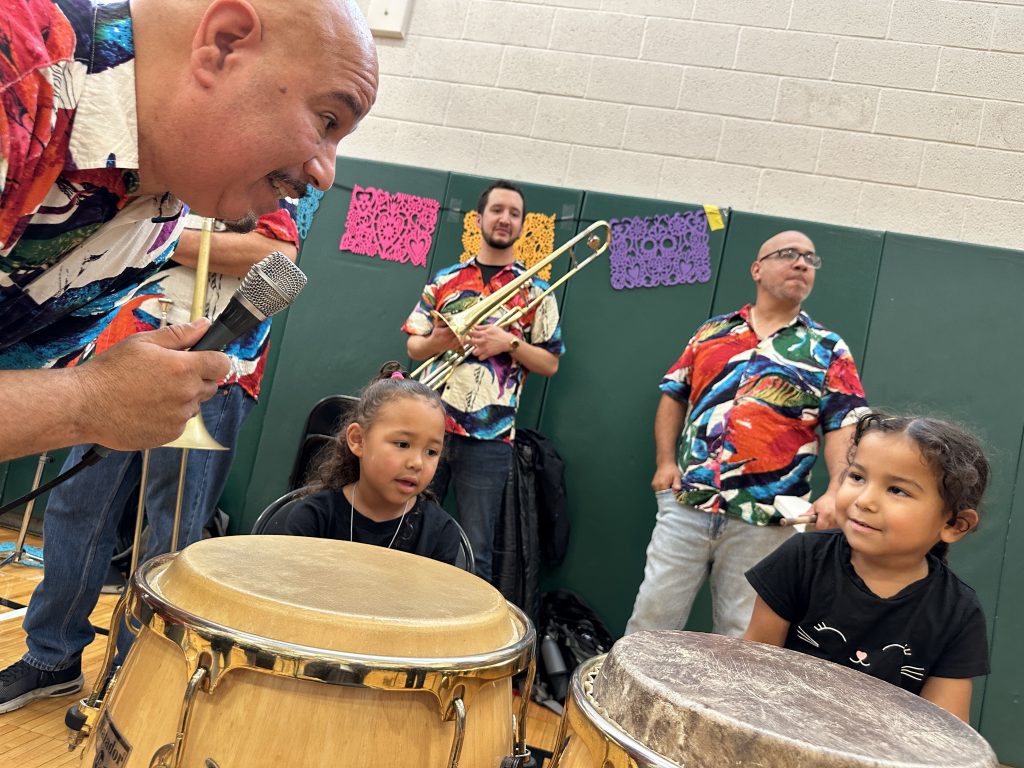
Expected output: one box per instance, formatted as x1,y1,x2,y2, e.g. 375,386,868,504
429,434,512,583
21,386,254,671
625,493,795,638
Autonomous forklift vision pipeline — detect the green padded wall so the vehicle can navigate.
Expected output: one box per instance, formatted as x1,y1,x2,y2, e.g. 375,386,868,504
232,158,451,533
859,233,1024,759
537,192,727,636
990,435,1024,765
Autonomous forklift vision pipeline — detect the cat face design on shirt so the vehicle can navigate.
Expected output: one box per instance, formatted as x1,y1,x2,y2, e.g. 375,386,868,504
796,620,925,682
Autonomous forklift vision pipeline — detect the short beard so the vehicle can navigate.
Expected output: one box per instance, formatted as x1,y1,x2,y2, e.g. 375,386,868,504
482,230,518,251
773,285,810,305
221,212,259,233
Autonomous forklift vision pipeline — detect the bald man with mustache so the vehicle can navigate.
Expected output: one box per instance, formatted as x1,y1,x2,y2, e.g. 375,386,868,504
0,0,378,462
0,0,376,713
625,231,870,638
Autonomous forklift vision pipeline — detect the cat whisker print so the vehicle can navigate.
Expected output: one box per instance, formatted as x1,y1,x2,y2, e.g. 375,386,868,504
901,666,926,681
796,625,820,648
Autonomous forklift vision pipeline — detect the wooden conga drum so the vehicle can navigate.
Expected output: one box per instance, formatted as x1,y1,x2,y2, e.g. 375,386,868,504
549,630,998,768
76,536,534,767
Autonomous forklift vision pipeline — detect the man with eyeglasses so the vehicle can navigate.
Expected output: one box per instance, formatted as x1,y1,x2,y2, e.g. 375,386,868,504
625,230,869,638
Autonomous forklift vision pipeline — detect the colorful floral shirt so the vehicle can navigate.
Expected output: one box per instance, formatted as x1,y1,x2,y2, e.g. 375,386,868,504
0,0,185,370
70,207,300,399
661,304,869,525
403,258,564,442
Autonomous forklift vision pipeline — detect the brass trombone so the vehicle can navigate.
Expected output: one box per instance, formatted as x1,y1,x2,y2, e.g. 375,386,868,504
411,220,611,390
163,217,227,453
66,217,230,750
161,217,228,555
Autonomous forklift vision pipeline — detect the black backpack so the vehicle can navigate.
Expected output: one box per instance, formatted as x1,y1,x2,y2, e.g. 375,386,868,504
534,590,615,706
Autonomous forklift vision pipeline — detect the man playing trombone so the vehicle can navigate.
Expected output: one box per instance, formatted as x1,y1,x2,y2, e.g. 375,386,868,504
403,180,563,583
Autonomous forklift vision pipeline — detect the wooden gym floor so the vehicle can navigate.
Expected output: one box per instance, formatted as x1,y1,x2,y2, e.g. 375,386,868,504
0,527,562,766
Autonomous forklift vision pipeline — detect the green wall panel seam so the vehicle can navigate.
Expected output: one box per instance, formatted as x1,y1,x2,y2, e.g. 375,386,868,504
535,193,587,429
856,230,888,383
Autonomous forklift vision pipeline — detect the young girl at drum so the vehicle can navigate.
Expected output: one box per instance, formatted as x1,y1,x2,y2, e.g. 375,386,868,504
744,413,989,722
285,361,462,565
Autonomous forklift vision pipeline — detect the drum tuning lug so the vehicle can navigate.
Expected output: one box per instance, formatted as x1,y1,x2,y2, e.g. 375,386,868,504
65,698,99,750
499,754,532,768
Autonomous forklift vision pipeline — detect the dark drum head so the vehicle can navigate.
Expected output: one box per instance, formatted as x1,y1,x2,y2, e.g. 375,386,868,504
591,631,998,768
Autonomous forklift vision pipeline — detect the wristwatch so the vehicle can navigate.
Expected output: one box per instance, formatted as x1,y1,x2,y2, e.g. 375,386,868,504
508,337,521,353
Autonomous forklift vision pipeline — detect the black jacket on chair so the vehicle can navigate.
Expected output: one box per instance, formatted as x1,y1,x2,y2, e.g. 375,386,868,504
517,428,569,567
492,428,569,626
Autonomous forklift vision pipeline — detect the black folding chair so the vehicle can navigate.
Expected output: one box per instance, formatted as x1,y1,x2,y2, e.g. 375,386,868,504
250,488,308,535
287,395,359,490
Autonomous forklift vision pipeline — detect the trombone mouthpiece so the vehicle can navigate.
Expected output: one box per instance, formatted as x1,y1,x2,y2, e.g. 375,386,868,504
241,252,307,317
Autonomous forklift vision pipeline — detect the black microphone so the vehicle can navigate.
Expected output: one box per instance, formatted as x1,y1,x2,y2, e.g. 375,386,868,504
191,251,307,352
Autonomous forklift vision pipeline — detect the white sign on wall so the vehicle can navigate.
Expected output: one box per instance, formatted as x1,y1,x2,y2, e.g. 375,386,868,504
366,0,414,39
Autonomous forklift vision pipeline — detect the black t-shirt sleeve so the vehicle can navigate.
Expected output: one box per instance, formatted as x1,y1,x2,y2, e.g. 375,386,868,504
432,518,462,566
745,532,817,622
929,588,990,679
417,500,461,566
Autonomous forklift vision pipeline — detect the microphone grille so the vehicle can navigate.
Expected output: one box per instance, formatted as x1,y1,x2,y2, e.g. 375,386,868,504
240,252,308,317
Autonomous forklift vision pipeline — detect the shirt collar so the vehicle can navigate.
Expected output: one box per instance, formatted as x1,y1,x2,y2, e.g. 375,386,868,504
67,3,140,170
465,256,525,273
735,303,811,330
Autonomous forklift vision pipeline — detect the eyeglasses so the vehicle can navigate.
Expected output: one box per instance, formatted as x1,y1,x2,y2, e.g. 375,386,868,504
758,248,822,269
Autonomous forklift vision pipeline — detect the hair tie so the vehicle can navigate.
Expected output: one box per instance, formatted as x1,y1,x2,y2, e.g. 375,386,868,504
390,371,405,380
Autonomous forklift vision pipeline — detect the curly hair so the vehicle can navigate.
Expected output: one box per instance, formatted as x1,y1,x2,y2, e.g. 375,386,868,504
303,361,445,496
850,412,989,562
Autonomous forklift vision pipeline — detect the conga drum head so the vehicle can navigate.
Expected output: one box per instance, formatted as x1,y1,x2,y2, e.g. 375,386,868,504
557,631,997,768
82,536,533,767
146,534,518,655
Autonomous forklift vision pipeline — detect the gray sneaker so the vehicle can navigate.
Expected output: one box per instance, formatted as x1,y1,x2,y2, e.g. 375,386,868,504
0,660,84,713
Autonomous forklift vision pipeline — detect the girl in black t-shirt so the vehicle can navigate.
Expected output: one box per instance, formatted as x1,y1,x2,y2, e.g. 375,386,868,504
745,412,990,722
285,361,462,566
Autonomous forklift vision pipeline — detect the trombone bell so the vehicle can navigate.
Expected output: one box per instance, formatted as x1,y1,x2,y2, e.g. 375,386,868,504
163,412,228,451
433,301,488,344
160,218,228,452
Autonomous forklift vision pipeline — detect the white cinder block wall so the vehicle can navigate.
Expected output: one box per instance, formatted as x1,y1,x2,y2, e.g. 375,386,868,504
347,0,1024,249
